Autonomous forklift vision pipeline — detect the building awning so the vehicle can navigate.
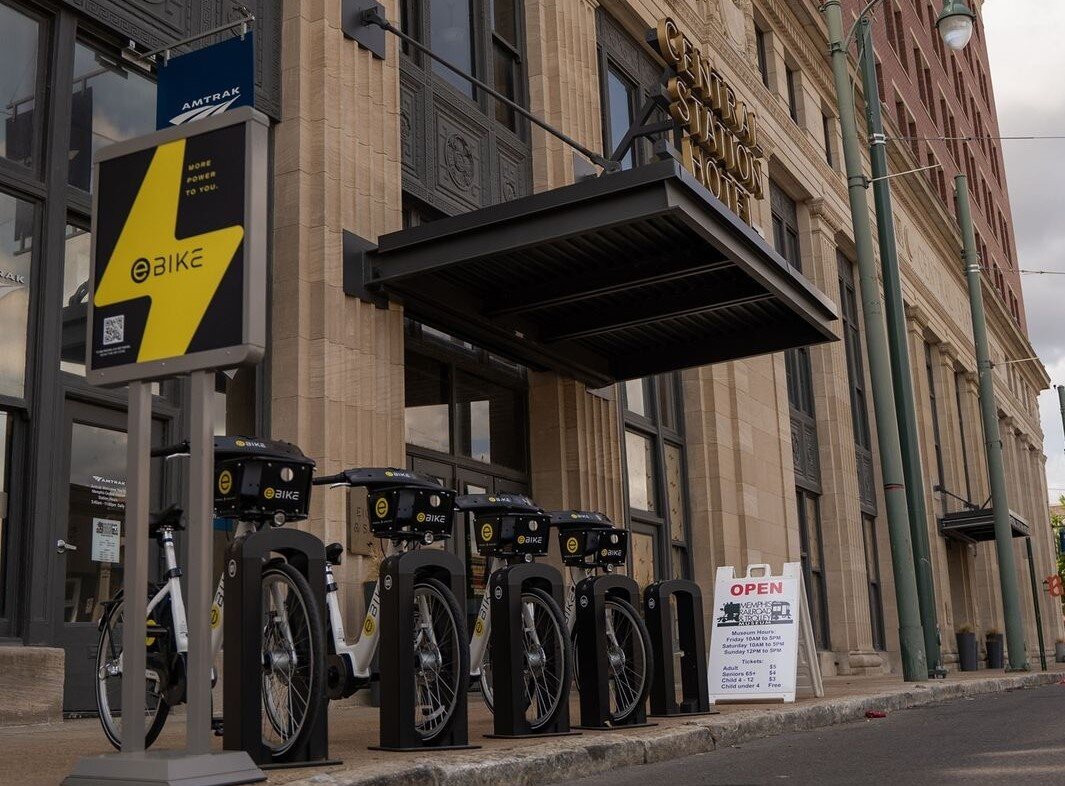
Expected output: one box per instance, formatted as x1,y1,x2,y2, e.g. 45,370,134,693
345,160,839,386
939,509,1031,543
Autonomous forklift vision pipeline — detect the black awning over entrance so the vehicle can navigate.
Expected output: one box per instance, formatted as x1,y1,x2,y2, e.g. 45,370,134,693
345,160,839,386
939,508,1031,543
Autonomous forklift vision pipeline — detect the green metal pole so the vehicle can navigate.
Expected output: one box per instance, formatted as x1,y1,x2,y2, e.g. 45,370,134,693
955,174,1028,670
857,21,943,677
1057,385,1065,448
1025,537,1048,671
823,0,927,682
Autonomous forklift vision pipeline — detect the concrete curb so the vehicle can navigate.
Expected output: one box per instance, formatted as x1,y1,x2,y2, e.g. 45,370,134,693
284,672,1062,786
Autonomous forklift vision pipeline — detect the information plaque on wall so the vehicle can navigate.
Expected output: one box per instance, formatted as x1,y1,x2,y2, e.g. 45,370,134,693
707,562,823,704
86,106,268,386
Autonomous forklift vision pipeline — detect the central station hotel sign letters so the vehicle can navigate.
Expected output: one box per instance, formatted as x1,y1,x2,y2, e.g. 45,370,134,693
649,18,765,225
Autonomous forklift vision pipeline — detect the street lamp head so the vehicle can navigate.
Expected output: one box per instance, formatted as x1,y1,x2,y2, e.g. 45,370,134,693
937,0,977,51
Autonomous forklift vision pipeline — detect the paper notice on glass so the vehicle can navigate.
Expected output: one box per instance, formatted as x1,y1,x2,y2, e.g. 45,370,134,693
91,517,121,563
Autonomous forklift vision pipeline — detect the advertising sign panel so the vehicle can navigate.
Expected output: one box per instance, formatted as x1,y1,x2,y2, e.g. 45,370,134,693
87,106,267,386
156,34,255,129
707,562,822,703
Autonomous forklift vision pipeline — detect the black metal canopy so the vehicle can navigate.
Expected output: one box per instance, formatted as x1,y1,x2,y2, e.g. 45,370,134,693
939,508,1031,543
345,159,839,386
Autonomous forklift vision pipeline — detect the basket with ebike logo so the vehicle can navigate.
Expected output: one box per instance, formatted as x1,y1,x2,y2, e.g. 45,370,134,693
553,510,629,570
213,435,315,524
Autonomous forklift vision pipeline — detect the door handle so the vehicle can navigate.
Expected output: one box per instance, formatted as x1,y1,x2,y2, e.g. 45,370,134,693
56,539,78,554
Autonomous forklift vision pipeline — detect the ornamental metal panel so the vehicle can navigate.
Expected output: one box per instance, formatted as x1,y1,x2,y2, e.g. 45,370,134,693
345,160,839,387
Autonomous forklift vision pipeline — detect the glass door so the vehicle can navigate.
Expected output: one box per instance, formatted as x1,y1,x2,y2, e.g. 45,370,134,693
53,401,163,712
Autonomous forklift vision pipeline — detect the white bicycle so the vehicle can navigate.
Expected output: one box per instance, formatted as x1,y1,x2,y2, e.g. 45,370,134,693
95,437,327,761
469,504,652,727
313,468,468,742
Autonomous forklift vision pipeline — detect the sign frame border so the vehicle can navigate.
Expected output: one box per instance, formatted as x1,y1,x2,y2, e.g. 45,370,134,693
86,105,269,387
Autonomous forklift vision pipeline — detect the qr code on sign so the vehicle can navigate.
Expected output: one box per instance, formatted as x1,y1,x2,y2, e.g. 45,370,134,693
102,315,125,346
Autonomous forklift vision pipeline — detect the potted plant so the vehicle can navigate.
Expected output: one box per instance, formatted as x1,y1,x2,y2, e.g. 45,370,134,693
1055,638,1065,663
985,628,1004,669
955,624,978,671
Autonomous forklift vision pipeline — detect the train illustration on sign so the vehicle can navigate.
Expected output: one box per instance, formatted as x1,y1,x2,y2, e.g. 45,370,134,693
717,599,794,626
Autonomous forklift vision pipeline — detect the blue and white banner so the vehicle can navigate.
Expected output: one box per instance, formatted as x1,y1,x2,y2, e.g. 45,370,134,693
156,33,254,129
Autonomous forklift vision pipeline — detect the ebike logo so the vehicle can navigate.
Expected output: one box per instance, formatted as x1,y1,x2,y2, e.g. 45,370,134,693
481,523,494,542
217,470,233,495
517,535,526,545
363,616,376,636
565,536,580,554
416,512,425,523
474,618,485,637
600,548,624,559
263,487,275,500
375,497,389,518
210,605,221,629
130,247,205,284
263,487,299,501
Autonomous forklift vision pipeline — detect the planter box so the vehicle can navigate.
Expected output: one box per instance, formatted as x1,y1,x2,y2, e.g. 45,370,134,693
956,631,978,671
986,634,1004,669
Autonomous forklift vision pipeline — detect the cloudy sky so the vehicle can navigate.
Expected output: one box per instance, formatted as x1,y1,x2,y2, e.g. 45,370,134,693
983,1,1065,503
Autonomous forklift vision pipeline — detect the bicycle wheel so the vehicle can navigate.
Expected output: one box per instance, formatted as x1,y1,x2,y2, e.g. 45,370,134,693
478,588,572,731
95,593,171,750
260,562,327,759
572,597,653,725
412,578,469,742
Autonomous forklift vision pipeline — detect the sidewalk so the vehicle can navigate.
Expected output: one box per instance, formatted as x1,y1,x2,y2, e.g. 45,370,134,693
4,665,1062,786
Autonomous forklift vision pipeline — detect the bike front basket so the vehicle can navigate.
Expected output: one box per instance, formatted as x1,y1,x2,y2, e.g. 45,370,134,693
368,486,457,540
213,436,315,523
551,511,628,568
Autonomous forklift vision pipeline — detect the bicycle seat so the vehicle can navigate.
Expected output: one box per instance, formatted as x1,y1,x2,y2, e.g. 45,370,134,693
548,510,614,531
455,493,541,516
313,467,446,493
149,504,184,534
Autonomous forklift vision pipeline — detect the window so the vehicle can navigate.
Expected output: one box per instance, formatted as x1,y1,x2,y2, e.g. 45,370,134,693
429,0,474,97
797,488,829,648
621,373,690,587
491,0,522,127
925,342,947,512
68,41,156,192
60,225,91,376
0,3,41,172
862,514,886,650
786,67,800,123
0,410,11,620
822,113,835,168
602,65,638,169
755,26,770,87
770,182,801,272
0,190,35,400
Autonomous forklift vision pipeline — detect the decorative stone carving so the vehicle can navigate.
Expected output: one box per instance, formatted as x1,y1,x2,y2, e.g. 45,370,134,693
444,134,475,190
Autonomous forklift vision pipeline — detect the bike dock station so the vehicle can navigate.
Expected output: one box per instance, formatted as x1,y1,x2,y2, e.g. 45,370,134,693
643,579,715,717
224,524,337,767
462,494,577,739
374,548,477,751
556,512,655,731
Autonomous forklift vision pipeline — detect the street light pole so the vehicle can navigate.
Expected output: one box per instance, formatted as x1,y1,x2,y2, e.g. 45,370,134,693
856,20,944,678
823,0,928,682
955,174,1029,670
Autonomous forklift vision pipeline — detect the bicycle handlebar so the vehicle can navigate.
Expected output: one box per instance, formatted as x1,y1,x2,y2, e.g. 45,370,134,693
312,473,346,486
151,441,191,459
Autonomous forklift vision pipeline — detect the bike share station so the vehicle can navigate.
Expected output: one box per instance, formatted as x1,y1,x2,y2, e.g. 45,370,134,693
464,494,577,739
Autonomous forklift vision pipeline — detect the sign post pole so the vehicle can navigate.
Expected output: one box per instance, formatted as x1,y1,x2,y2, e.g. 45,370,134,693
120,381,152,753
186,369,215,753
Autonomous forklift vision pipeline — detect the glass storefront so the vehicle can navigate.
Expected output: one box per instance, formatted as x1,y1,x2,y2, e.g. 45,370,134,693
0,3,39,169
0,191,34,399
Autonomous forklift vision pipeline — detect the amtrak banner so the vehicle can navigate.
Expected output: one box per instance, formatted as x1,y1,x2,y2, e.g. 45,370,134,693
156,33,254,129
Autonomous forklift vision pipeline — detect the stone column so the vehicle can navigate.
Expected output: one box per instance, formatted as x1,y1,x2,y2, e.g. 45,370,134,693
273,0,406,611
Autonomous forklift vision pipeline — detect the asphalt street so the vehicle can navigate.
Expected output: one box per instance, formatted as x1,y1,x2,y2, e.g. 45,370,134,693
560,683,1065,785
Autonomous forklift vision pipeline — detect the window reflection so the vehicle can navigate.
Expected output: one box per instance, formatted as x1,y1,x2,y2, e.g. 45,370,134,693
0,190,33,399
606,67,636,169
456,370,525,471
624,378,649,417
0,411,10,612
0,3,39,170
68,42,156,191
60,225,91,375
405,353,450,453
625,429,657,512
430,0,474,97
631,529,655,591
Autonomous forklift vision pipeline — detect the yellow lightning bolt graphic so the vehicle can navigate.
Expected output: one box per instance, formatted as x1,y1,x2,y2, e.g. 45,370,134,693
94,139,244,363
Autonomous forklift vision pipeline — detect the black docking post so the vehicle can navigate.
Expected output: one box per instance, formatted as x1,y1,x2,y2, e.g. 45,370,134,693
372,548,478,751
484,562,577,738
223,527,338,768
643,579,715,717
573,573,654,730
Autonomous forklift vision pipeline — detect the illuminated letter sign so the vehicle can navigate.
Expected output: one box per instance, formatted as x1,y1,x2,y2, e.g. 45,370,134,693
87,106,268,386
